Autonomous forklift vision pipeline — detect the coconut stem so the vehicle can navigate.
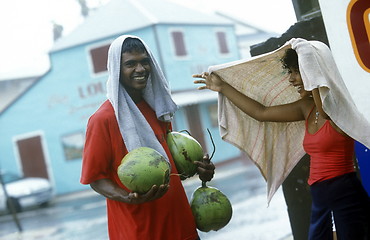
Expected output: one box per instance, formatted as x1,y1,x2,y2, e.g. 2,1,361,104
206,128,216,160
179,129,192,136
202,181,207,188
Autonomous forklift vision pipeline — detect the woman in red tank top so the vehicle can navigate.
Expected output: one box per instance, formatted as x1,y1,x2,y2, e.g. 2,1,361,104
194,39,370,240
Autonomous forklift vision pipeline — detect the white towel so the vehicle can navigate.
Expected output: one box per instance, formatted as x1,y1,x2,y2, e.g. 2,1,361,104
210,38,370,204
106,35,178,160
290,38,370,149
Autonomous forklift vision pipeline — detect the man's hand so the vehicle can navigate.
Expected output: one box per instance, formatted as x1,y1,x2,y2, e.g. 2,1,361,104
195,154,215,182
90,178,169,204
126,184,169,204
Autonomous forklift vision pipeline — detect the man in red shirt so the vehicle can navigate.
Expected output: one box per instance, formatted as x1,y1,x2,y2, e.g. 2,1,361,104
81,35,214,240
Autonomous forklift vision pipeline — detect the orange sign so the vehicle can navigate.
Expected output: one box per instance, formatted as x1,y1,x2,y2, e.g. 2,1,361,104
347,0,370,72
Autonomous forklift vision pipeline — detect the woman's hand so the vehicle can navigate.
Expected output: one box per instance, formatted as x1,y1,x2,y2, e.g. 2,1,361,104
195,154,215,182
193,72,224,92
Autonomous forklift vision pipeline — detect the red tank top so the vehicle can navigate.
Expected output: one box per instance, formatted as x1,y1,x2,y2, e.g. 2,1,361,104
303,109,355,185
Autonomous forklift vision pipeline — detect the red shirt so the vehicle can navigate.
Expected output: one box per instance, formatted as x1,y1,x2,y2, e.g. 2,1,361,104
303,119,355,185
81,100,198,240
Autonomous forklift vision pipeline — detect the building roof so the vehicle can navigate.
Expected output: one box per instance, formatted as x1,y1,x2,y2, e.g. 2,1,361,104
0,76,41,114
215,12,276,36
51,0,233,52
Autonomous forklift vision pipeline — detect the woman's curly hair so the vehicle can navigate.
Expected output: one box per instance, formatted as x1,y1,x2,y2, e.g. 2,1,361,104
281,48,299,71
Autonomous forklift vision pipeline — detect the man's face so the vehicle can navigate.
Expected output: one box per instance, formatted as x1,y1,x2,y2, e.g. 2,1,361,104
120,50,151,93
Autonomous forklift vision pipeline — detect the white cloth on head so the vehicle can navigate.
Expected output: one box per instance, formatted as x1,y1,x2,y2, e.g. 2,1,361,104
106,35,178,160
290,38,370,149
210,38,370,204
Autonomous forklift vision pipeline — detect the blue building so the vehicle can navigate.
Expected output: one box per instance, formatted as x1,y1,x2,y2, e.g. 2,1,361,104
0,0,246,195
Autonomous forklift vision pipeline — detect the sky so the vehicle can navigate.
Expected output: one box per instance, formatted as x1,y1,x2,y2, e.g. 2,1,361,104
0,0,297,79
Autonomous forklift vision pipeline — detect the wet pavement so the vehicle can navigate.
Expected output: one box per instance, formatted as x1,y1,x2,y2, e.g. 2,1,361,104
0,158,293,240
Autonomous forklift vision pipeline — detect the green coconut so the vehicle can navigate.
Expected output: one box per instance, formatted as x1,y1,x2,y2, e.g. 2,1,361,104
117,147,170,194
190,185,233,232
167,131,204,179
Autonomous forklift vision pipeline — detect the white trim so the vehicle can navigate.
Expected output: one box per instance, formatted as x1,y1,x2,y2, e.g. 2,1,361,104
172,90,218,106
12,131,55,193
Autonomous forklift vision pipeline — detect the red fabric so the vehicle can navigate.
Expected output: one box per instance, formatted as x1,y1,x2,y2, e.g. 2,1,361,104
81,100,198,240
303,118,355,185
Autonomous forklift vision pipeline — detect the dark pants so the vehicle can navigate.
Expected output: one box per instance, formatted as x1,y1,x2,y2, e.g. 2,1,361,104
309,172,370,240
283,155,311,240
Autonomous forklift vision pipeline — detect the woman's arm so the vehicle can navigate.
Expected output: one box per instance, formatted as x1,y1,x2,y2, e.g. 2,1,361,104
193,72,308,122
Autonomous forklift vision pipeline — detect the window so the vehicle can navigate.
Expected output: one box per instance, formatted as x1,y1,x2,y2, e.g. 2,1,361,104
216,31,229,54
171,31,187,57
61,131,85,161
90,44,110,74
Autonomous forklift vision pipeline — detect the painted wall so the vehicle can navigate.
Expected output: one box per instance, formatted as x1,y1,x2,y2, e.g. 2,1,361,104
197,101,241,163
